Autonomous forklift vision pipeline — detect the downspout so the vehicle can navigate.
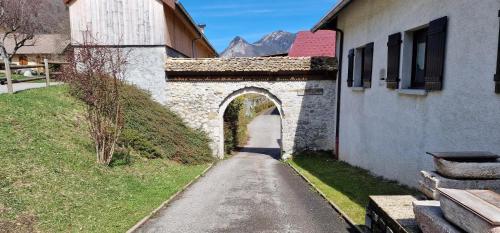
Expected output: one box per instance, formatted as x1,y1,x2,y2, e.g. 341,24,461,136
333,27,344,160
191,34,201,58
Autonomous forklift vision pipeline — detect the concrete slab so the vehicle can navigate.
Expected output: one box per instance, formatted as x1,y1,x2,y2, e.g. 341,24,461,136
419,171,500,200
412,200,464,233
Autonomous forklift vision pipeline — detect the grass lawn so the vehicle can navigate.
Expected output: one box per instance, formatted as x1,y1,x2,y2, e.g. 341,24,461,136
0,86,212,232
288,152,418,227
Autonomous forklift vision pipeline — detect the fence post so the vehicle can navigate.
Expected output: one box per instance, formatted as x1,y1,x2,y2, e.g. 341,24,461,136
44,59,50,87
3,57,13,94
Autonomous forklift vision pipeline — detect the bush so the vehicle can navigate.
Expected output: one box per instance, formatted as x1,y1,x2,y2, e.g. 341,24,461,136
118,84,214,164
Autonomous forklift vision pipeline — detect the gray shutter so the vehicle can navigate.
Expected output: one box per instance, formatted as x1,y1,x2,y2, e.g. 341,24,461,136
425,16,448,91
347,49,354,87
387,33,402,89
495,10,500,93
363,42,374,88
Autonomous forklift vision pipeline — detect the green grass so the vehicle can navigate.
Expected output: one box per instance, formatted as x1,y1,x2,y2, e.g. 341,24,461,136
0,86,212,232
288,152,418,226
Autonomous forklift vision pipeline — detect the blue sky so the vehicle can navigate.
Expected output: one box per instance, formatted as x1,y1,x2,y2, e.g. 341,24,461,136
181,0,338,53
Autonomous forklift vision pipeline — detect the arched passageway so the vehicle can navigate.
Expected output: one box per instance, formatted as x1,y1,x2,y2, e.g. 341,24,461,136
164,57,338,159
219,88,284,159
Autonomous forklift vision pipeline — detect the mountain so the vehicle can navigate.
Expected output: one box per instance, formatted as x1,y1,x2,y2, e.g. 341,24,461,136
221,31,296,58
37,0,70,34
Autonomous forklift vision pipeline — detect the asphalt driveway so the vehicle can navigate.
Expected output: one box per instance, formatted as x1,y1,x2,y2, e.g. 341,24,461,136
135,108,355,233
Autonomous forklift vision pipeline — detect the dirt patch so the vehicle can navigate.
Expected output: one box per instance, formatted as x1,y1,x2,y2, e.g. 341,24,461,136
0,214,38,233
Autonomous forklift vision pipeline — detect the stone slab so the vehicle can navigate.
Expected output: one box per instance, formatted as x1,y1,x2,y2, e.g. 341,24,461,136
434,157,500,179
427,151,499,161
412,200,464,233
419,171,500,200
366,195,420,233
439,189,500,233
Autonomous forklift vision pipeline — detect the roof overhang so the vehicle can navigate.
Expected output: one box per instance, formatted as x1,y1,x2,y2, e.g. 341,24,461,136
311,0,352,32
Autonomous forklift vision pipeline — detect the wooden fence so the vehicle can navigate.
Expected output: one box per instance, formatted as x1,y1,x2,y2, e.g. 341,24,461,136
1,58,69,94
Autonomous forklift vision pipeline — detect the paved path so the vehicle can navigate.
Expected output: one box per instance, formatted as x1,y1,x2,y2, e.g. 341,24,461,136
136,108,354,233
0,82,62,94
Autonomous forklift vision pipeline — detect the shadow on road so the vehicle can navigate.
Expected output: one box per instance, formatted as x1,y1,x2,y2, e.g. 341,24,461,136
238,147,281,160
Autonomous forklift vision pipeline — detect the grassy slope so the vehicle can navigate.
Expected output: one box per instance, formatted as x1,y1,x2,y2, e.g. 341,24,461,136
0,86,211,232
289,153,418,226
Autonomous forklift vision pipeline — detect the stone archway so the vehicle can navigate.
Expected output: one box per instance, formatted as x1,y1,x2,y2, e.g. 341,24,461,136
164,56,338,159
218,87,284,158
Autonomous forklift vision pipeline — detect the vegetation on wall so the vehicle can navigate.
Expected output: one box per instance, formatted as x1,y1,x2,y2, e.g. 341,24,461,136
223,94,275,154
0,86,213,232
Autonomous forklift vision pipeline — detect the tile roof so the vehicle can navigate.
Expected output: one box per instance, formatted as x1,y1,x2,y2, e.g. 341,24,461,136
288,30,336,57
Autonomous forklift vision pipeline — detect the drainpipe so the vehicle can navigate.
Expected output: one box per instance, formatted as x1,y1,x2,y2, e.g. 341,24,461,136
191,34,201,58
333,28,344,160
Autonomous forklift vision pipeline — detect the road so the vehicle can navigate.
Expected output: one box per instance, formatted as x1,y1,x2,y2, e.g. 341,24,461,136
0,82,62,94
136,108,354,233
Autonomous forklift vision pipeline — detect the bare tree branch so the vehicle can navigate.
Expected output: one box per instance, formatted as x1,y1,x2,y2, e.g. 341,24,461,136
0,0,44,60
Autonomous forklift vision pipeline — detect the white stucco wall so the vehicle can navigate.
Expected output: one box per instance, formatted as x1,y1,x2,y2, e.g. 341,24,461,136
124,47,167,104
165,80,337,158
336,0,500,187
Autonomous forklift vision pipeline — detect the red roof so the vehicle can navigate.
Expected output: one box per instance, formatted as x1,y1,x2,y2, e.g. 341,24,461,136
289,30,336,57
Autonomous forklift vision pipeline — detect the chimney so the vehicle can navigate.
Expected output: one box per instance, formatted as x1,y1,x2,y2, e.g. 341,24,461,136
198,24,206,34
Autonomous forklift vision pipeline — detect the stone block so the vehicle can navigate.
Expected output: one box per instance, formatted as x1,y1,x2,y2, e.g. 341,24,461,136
412,200,464,233
433,157,500,180
366,195,420,233
418,171,500,200
439,189,500,233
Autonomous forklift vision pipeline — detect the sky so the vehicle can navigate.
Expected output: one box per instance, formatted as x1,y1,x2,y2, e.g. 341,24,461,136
181,0,338,53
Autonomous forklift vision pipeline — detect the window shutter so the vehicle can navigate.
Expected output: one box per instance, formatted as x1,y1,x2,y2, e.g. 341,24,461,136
347,49,354,87
425,16,448,91
386,33,402,89
495,10,500,93
363,42,374,88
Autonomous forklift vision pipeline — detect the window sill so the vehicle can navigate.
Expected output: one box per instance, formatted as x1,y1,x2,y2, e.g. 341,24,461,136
397,89,427,96
352,87,365,92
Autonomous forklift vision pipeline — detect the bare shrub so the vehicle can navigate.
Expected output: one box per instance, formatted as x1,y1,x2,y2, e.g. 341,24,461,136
62,36,128,165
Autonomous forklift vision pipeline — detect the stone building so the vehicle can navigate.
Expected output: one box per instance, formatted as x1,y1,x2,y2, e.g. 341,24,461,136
314,0,500,187
64,0,218,103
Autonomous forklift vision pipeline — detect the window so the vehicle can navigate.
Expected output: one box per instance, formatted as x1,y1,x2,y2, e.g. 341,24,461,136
411,28,428,89
19,55,28,65
400,16,448,91
347,43,373,89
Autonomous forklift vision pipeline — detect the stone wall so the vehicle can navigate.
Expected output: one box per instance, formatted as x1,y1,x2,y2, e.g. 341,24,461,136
165,80,337,158
164,56,338,158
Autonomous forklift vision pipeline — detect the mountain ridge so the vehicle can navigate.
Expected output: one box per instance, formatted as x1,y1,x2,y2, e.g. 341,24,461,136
221,31,296,58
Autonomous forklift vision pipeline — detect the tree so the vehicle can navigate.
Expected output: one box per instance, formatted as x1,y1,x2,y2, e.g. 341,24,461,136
61,35,129,165
0,0,44,60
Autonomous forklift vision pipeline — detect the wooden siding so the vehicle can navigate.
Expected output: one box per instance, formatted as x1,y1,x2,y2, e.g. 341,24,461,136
69,0,167,45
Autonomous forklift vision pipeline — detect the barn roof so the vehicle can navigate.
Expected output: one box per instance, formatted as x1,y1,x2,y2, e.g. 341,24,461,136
288,30,336,57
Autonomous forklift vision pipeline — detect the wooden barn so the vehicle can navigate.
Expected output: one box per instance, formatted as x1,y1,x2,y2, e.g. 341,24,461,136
64,0,218,103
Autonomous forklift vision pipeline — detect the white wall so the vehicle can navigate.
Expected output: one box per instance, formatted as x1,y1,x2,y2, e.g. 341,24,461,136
124,47,167,104
336,0,500,187
69,0,166,45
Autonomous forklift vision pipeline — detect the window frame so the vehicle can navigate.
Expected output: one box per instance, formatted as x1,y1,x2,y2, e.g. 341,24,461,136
410,27,428,89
